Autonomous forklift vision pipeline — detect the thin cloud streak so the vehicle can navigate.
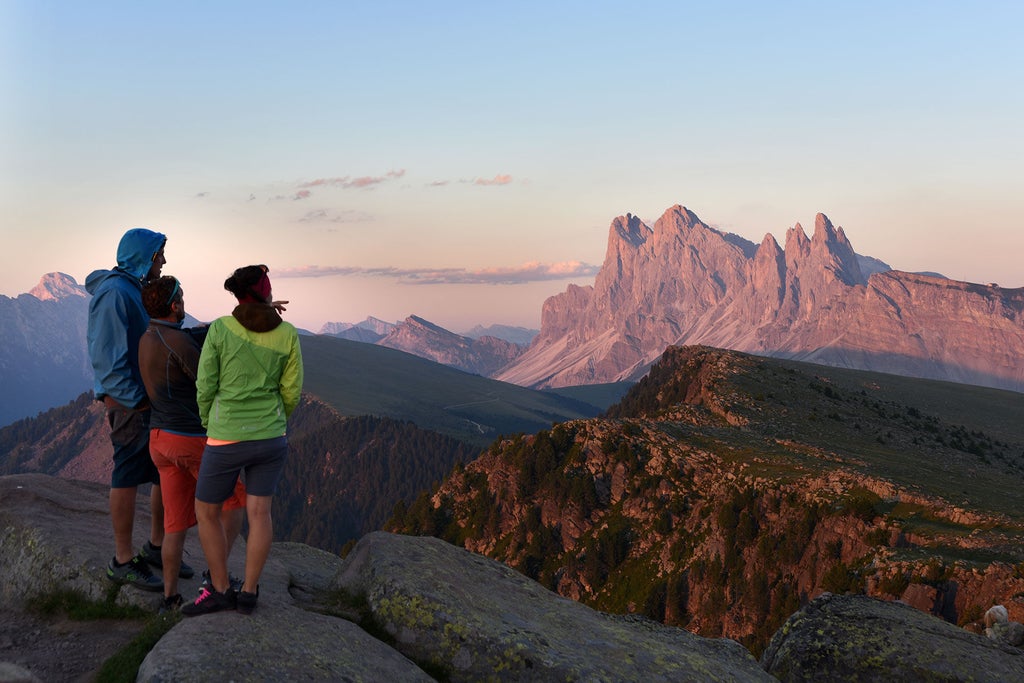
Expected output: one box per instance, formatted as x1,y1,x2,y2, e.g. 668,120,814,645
473,174,513,186
297,169,406,190
275,261,599,285
426,174,514,187
297,209,373,223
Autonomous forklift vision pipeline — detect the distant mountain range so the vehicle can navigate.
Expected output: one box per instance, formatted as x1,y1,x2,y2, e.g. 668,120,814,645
0,275,540,427
4,202,1022,426
318,316,536,377
497,206,1024,391
0,273,220,427
0,334,613,548
296,334,609,447
0,273,92,428
319,316,397,342
319,318,538,346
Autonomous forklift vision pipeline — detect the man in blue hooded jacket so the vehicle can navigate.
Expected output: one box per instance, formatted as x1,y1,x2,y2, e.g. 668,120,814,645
86,228,192,590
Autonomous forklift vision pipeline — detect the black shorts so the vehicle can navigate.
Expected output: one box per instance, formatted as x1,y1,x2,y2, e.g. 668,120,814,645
195,436,288,503
108,407,159,488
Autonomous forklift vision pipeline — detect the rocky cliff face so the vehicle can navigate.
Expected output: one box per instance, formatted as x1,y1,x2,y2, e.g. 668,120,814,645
497,206,1024,390
0,273,92,426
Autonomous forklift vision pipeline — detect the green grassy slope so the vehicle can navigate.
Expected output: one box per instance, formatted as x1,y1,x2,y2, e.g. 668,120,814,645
614,348,1024,523
546,381,635,411
299,335,602,446
771,358,1024,445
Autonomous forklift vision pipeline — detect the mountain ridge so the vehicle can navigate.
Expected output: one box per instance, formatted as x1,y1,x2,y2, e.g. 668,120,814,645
6,201,1022,426
377,315,526,377
0,273,94,426
393,345,1024,654
0,276,538,427
497,205,1024,390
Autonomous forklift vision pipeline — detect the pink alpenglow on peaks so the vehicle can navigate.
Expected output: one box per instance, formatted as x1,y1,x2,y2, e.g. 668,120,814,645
497,204,1024,393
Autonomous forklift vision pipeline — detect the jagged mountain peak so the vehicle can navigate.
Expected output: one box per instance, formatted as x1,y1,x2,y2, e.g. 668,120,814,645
785,222,811,252
359,316,396,332
662,204,703,227
319,316,397,337
653,205,725,245
497,203,1024,391
610,212,651,248
29,272,87,301
0,274,93,426
378,315,525,376
401,314,452,336
812,212,835,240
758,232,782,253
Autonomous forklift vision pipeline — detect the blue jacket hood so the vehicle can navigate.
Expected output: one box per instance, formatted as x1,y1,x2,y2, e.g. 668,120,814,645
85,228,167,295
116,228,167,281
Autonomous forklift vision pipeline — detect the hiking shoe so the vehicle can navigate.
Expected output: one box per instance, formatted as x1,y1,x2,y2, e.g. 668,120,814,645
201,569,243,593
181,587,236,617
236,586,259,615
139,541,195,579
107,555,163,592
158,593,183,614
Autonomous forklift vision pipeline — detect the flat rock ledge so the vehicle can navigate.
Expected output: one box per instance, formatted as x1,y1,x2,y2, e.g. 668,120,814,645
330,531,771,682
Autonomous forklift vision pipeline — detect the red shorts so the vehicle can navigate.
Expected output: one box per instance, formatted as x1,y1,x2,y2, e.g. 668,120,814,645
150,429,246,533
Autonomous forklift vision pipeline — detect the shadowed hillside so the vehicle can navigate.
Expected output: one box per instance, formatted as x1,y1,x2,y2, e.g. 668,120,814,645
300,334,603,446
279,397,480,552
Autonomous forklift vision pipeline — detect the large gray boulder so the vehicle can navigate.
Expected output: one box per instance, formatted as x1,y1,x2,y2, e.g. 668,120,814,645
138,542,433,681
332,531,772,682
761,592,1024,682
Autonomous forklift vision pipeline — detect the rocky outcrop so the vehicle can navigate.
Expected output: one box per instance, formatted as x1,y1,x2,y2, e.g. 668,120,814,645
2,473,1021,681
762,593,1024,682
497,206,1024,390
0,474,766,681
407,345,1024,654
332,531,770,682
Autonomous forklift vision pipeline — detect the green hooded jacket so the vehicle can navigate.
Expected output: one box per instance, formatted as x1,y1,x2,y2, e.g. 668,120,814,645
196,302,303,442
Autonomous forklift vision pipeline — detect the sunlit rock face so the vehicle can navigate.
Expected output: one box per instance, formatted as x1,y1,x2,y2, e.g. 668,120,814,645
498,205,1024,391
0,273,92,426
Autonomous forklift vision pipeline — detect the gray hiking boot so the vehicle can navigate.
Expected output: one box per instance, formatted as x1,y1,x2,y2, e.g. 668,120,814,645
106,555,163,592
139,540,195,579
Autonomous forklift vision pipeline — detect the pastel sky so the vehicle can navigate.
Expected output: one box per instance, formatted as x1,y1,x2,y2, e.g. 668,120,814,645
2,2,1022,333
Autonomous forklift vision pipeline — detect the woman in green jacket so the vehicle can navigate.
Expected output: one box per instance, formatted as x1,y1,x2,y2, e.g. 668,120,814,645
183,265,303,617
